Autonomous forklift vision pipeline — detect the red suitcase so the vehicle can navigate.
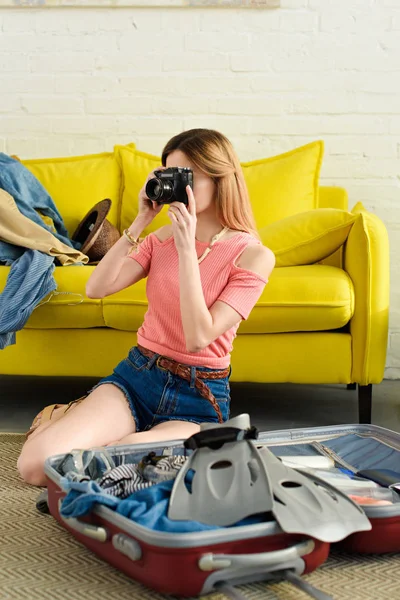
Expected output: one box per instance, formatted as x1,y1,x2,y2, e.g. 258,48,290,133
43,419,394,598
45,478,329,598
44,424,336,598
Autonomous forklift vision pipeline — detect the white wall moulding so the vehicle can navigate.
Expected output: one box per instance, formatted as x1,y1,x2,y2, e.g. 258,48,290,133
0,0,280,7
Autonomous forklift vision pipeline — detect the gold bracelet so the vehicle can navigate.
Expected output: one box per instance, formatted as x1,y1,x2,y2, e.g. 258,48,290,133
123,228,139,245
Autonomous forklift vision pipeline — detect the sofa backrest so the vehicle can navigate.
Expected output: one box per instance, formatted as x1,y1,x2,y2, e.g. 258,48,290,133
316,186,348,269
20,145,348,241
318,186,348,211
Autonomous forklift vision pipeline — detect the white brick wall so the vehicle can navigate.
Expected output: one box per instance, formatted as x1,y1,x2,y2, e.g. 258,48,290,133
0,0,399,377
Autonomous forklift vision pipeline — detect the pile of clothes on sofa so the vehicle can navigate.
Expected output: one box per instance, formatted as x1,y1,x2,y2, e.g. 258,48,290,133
0,154,88,349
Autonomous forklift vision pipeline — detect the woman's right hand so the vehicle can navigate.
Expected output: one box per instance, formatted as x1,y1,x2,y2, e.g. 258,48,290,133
137,167,165,222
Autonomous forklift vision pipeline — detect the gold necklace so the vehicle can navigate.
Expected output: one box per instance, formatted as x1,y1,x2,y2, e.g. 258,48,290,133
197,226,230,264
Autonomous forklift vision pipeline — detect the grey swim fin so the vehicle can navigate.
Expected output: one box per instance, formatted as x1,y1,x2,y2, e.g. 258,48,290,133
258,446,372,543
168,414,274,526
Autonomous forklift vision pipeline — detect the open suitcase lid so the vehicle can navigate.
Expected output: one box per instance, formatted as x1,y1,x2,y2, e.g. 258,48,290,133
168,414,371,543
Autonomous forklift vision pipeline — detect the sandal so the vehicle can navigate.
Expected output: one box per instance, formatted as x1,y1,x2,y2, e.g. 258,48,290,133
26,395,87,440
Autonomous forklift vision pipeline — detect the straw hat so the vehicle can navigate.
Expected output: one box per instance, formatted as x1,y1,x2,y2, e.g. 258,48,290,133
72,199,120,262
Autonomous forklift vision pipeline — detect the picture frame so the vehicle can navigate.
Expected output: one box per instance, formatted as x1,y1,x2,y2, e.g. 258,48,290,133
0,0,279,8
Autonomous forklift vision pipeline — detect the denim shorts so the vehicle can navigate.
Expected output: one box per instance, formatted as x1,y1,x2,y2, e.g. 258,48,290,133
89,346,231,432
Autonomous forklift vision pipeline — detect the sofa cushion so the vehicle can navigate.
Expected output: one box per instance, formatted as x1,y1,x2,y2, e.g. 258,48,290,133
241,140,324,228
240,265,354,334
21,149,129,237
116,140,324,234
0,261,353,334
259,208,357,267
0,265,104,329
102,278,148,331
115,145,170,236
101,265,353,335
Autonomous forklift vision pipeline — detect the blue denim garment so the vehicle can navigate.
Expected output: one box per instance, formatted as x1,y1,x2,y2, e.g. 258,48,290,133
59,476,266,533
0,153,80,348
0,153,77,250
0,240,25,266
0,250,56,349
89,345,231,430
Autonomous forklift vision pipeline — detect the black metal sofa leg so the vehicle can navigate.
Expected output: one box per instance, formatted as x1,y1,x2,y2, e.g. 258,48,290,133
358,384,372,424
347,383,357,390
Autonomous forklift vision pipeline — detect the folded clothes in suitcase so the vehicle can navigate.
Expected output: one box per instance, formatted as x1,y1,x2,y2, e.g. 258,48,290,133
42,415,400,599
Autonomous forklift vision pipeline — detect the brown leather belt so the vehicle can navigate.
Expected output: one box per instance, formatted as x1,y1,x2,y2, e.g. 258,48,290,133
137,345,230,424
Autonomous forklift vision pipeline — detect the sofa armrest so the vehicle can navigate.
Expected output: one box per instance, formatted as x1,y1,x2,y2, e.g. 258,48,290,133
344,208,390,384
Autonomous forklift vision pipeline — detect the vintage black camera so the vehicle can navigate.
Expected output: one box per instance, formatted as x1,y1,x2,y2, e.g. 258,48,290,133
145,167,193,206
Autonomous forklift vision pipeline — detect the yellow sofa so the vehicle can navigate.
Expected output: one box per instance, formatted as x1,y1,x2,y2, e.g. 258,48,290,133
0,144,390,425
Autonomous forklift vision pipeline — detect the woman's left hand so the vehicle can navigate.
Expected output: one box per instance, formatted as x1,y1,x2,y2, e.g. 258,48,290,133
167,185,197,255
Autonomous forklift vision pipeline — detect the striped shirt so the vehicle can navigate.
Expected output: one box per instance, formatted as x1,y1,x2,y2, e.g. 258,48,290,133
130,231,267,369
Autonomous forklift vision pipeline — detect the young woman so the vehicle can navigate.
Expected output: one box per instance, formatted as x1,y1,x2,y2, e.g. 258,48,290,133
17,129,275,487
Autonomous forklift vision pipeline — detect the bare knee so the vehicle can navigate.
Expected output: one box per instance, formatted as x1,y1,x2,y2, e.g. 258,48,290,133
17,444,47,487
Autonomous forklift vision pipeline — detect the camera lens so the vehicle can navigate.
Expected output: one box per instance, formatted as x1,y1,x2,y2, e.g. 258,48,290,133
146,178,162,201
146,178,174,203
153,183,161,196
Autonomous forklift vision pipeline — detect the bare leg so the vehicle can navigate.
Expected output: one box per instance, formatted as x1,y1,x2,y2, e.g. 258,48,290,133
107,420,200,447
17,384,136,487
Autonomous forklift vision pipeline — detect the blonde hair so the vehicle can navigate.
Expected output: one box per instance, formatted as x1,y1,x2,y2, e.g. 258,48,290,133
161,129,260,239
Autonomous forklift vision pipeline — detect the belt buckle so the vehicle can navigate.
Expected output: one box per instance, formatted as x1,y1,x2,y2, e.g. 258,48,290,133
156,356,167,371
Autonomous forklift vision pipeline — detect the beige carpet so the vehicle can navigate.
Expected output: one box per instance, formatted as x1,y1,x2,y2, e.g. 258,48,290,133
2,433,400,600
